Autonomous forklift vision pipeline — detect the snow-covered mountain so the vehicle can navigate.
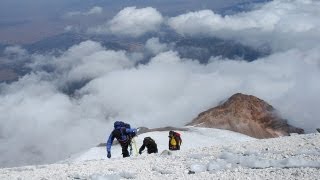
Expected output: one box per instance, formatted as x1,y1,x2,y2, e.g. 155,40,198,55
1,127,319,180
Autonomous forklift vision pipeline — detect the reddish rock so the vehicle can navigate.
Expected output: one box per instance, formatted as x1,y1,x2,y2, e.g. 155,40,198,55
187,93,304,139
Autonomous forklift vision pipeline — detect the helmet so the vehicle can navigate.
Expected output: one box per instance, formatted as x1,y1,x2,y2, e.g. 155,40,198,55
169,131,174,136
114,121,122,129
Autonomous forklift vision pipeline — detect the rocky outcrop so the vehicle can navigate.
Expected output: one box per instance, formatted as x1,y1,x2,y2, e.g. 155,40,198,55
187,93,304,139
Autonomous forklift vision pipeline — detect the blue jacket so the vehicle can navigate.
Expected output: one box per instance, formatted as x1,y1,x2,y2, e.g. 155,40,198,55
106,127,137,153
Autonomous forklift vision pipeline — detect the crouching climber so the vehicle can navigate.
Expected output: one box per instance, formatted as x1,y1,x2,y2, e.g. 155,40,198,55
139,137,158,154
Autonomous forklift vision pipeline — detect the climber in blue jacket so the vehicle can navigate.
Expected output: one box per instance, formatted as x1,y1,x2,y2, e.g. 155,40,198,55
106,121,137,158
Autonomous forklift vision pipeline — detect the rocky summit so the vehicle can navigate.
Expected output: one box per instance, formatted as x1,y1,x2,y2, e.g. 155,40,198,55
187,93,304,139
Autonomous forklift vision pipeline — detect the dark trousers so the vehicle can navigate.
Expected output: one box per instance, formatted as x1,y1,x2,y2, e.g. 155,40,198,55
121,141,130,158
147,146,158,154
169,145,180,151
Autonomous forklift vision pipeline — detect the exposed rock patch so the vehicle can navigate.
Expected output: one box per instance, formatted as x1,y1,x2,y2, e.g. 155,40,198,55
187,93,304,138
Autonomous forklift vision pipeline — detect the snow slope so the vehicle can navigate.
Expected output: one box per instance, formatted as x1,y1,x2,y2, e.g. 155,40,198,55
1,128,320,180
67,127,254,162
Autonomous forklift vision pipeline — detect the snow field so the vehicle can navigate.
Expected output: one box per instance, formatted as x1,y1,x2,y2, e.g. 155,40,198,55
0,128,319,179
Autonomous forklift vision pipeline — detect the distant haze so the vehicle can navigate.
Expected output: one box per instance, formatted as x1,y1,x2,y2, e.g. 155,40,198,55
0,0,259,44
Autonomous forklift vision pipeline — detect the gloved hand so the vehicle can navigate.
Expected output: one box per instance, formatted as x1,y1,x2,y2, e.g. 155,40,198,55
131,128,138,137
107,151,111,158
139,151,142,155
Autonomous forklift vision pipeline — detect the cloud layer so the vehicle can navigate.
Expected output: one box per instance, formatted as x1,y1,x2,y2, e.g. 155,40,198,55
168,0,320,51
0,41,137,167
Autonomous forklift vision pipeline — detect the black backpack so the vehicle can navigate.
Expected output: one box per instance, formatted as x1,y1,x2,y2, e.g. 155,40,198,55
119,121,131,129
144,137,155,144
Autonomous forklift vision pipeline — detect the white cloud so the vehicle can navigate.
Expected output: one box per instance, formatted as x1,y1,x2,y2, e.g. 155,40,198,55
4,46,27,57
88,7,163,37
66,11,82,17
0,41,136,167
64,25,73,32
65,6,103,17
0,73,107,167
64,25,80,33
145,37,169,55
86,6,103,15
168,0,320,51
29,40,135,84
149,50,182,65
66,50,133,82
2,46,29,63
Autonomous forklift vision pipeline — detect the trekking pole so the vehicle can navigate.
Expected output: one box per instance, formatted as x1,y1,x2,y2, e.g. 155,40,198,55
132,138,139,156
129,143,133,156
